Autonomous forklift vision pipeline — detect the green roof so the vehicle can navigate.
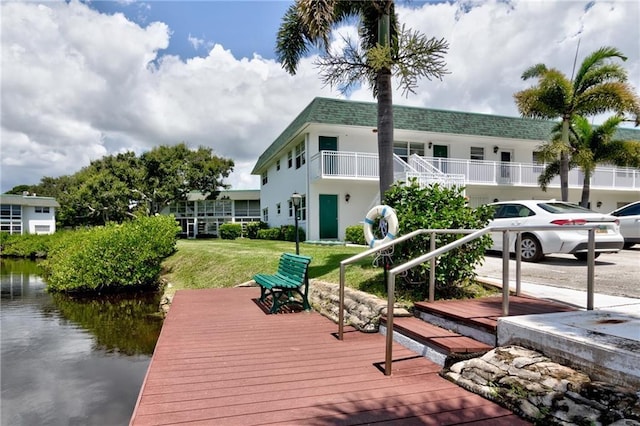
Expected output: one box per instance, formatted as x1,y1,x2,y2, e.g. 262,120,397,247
252,97,640,174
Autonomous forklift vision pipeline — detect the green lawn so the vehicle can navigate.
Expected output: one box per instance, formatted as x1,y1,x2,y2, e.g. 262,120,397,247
161,239,385,294
161,239,496,303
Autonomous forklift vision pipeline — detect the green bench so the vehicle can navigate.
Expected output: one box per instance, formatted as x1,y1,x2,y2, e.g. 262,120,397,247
254,253,312,314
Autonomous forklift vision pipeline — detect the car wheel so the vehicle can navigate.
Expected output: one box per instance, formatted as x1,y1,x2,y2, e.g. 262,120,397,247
574,252,601,261
520,234,544,262
623,242,636,249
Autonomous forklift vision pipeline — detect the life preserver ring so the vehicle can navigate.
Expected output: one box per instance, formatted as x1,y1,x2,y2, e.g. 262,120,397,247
363,205,398,248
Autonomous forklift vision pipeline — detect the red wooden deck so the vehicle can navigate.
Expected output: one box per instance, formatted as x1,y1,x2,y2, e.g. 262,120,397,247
130,288,530,425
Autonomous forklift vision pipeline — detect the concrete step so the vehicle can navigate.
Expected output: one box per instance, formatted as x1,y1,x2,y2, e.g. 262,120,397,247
380,316,492,366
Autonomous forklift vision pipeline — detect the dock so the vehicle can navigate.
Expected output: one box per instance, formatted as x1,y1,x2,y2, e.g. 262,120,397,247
130,287,530,425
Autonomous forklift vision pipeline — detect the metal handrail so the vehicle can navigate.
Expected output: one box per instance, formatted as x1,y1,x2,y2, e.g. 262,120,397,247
336,223,601,375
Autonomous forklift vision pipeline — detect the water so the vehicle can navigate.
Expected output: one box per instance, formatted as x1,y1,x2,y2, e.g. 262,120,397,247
1,259,163,425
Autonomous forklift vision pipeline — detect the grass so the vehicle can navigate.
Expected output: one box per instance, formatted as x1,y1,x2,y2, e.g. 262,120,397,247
161,239,497,304
161,239,383,294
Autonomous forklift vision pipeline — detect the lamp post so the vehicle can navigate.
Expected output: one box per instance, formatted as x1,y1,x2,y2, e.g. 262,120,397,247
291,192,302,255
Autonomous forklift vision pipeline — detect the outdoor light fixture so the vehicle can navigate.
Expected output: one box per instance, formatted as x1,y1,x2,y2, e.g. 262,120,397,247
345,193,351,203
493,146,499,154
597,201,603,208
428,142,432,149
290,192,302,254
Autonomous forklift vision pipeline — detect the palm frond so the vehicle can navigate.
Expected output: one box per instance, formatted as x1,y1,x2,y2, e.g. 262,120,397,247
276,5,311,74
573,46,626,89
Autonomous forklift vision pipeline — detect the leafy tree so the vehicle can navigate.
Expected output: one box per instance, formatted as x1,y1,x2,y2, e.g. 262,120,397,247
4,184,32,195
14,143,234,227
276,0,448,201
537,115,640,207
140,143,234,214
514,46,640,202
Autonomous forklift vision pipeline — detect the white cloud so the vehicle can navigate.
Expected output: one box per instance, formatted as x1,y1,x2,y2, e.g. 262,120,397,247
1,0,638,192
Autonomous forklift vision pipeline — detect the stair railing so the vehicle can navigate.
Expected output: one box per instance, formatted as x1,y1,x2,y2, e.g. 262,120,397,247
338,224,599,376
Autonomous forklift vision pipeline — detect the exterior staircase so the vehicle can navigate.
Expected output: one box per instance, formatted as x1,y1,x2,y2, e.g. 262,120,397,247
379,295,577,367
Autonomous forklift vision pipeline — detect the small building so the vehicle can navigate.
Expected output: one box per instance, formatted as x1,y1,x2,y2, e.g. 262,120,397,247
160,189,261,238
0,193,60,235
252,97,640,242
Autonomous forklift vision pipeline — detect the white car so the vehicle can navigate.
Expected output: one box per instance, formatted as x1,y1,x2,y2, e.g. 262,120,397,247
609,201,640,249
487,200,624,262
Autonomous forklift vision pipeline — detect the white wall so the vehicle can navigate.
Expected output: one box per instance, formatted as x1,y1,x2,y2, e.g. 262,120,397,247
23,206,56,234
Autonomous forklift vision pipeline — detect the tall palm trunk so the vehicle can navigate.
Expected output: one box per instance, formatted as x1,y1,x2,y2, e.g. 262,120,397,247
580,172,591,207
377,69,394,203
560,117,570,201
377,11,394,203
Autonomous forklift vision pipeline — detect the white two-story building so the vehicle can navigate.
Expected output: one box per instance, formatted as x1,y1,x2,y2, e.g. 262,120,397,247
0,193,60,235
252,97,640,241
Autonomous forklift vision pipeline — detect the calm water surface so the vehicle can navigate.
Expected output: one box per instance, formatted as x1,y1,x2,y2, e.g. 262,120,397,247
1,259,163,426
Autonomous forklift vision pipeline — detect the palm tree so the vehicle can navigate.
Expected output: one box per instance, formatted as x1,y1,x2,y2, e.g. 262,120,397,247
537,115,640,207
514,46,640,202
276,0,448,201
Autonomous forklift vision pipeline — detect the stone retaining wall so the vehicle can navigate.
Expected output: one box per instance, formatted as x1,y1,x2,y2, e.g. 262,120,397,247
309,280,410,332
443,346,640,425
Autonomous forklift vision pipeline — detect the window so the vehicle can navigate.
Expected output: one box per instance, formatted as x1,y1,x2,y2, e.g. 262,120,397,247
261,171,268,185
276,203,281,215
1,204,22,235
470,147,484,161
234,200,260,217
393,142,424,162
262,207,269,222
532,151,544,172
34,225,50,234
299,195,307,221
295,142,306,169
288,150,293,168
35,206,50,213
288,195,307,220
532,152,544,164
276,159,281,171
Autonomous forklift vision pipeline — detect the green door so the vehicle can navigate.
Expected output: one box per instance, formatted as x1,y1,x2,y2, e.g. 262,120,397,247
433,144,448,173
319,136,338,175
319,194,338,239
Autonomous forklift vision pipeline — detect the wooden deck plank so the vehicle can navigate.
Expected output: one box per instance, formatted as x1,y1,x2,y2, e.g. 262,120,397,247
130,287,531,425
414,295,577,331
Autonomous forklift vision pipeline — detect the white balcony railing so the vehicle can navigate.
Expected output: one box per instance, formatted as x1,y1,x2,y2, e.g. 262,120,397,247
426,157,639,190
310,151,640,190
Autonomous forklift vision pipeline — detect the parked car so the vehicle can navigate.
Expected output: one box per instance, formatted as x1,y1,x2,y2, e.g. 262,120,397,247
487,200,624,262
609,201,640,249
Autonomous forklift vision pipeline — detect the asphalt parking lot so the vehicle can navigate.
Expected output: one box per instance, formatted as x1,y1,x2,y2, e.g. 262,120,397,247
475,247,640,299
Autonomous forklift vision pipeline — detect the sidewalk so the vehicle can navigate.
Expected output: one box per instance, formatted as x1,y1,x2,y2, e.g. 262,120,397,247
477,275,640,313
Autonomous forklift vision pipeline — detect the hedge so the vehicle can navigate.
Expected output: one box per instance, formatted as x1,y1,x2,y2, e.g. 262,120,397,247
41,215,181,293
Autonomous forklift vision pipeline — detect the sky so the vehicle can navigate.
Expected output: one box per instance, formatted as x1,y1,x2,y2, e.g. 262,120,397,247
1,0,639,193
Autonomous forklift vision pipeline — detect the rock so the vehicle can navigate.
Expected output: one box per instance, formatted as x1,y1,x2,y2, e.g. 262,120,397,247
442,345,640,425
308,280,411,333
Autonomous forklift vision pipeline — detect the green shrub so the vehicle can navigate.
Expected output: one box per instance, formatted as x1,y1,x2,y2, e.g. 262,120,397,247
245,221,268,239
0,232,62,258
281,225,305,242
219,223,242,240
384,181,494,299
345,225,366,245
41,215,181,293
257,228,282,240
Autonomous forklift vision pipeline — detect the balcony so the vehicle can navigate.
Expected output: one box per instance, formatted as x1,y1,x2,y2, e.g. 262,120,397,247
309,151,640,191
